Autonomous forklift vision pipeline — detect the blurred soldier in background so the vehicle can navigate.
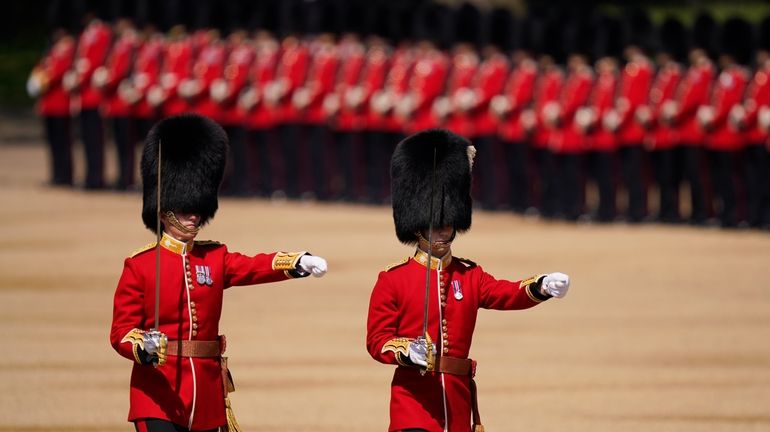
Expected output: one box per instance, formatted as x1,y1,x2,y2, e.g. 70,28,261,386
147,25,193,118
95,18,139,190
646,18,686,223
28,29,76,187
64,12,112,189
124,23,164,151
737,18,770,228
699,18,751,227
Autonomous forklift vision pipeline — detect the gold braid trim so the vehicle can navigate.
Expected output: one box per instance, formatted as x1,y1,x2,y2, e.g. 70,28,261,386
120,328,146,364
381,337,411,357
165,211,200,235
272,251,306,271
222,397,243,432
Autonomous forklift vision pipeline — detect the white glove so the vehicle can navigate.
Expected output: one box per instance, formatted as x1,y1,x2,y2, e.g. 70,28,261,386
541,272,570,298
298,255,327,277
408,336,436,368
143,330,167,355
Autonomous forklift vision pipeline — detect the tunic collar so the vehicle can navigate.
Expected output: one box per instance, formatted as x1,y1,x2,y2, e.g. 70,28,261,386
413,248,452,270
160,232,194,255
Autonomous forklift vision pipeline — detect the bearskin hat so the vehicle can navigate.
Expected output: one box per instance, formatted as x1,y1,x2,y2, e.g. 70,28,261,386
141,114,228,232
391,129,474,245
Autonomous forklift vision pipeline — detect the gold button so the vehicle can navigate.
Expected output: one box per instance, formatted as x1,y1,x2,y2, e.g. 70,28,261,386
442,319,447,325
190,302,196,307
192,330,198,336
442,325,447,332
191,309,197,315
192,323,198,329
441,302,446,308
186,271,192,277
189,285,195,290
443,347,449,354
440,295,446,301
192,316,198,322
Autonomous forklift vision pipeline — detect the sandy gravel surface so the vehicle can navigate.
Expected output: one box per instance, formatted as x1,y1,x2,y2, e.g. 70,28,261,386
1,140,769,432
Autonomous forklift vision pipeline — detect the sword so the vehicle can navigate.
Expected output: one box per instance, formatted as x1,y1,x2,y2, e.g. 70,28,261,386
420,145,437,375
154,139,161,332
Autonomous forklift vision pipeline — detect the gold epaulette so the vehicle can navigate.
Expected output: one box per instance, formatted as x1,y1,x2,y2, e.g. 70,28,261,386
129,242,157,258
194,240,222,247
384,257,409,272
454,257,477,268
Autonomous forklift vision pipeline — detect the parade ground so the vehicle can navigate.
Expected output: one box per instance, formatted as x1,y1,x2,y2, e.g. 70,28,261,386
1,136,769,432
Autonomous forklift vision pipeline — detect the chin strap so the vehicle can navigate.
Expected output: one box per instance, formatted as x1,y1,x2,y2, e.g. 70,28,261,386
164,211,200,235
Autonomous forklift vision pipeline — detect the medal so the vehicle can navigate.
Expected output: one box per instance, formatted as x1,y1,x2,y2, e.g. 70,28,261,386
451,280,463,300
195,265,213,286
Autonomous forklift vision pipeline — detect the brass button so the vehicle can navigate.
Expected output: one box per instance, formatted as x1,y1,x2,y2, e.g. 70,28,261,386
192,323,198,329
192,330,198,336
441,302,446,308
192,315,198,322
443,347,449,354
442,325,447,332
440,295,446,301
190,301,196,307
442,319,447,325
191,309,197,315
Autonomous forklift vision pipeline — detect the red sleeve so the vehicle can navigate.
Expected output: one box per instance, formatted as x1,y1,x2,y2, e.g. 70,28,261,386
222,247,292,287
366,272,401,365
110,258,147,362
476,63,507,108
477,267,548,310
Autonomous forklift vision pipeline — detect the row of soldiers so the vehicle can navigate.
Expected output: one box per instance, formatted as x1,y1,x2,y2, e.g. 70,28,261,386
28,15,770,229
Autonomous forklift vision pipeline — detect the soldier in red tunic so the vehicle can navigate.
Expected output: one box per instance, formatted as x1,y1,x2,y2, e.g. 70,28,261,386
64,13,112,189
94,18,140,190
110,114,328,432
28,28,76,186
367,129,570,432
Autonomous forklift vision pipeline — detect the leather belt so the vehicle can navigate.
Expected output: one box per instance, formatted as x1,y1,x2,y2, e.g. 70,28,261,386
166,340,222,357
435,355,474,376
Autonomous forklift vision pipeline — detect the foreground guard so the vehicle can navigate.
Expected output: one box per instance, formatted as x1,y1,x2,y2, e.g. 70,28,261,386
110,114,327,432
366,129,570,432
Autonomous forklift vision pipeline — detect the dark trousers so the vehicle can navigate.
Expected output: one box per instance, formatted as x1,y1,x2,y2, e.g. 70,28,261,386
680,144,708,223
134,418,217,432
587,150,616,222
745,143,769,227
651,148,679,222
79,108,105,189
223,125,250,196
305,124,329,200
111,116,135,189
336,130,358,201
535,148,558,217
249,128,273,196
278,123,300,198
618,145,646,222
554,153,583,220
43,115,73,185
474,135,499,209
504,140,529,212
709,149,737,227
364,130,401,203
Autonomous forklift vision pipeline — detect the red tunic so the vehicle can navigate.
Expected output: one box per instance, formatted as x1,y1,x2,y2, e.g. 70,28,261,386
187,41,228,121
402,49,449,134
270,39,310,125
300,42,340,125
615,58,653,146
328,39,367,131
443,50,480,136
705,66,749,151
648,62,683,151
99,30,139,118
110,234,304,430
497,59,537,143
469,53,509,138
675,61,715,145
588,66,618,152
72,20,112,110
550,64,593,154
130,34,164,120
242,39,280,131
367,250,548,432
215,41,255,126
35,36,75,116
532,67,565,149
367,46,415,132
741,66,770,144
158,37,194,117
